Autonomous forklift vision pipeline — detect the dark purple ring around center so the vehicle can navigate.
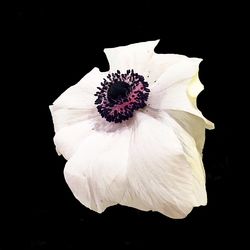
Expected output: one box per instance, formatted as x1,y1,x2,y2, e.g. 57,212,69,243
94,69,150,123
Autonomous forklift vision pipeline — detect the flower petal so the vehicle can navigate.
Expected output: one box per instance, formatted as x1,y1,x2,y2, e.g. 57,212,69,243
158,111,207,186
120,111,207,219
150,57,202,92
49,105,98,133
53,118,96,160
104,40,159,73
63,125,131,213
167,110,208,155
148,59,214,128
143,53,187,85
50,67,107,133
53,67,106,109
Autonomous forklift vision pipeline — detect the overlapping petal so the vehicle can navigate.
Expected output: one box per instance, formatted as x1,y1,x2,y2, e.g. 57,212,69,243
148,58,214,129
64,126,131,212
143,53,190,85
50,40,214,218
167,110,207,155
120,111,206,219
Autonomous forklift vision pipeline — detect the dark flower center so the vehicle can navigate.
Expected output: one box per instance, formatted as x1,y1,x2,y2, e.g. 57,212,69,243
107,81,130,103
94,69,150,123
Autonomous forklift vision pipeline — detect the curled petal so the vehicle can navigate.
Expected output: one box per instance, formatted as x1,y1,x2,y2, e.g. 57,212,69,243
148,59,214,129
167,110,208,155
143,53,187,85
187,73,204,106
150,57,202,91
158,111,207,186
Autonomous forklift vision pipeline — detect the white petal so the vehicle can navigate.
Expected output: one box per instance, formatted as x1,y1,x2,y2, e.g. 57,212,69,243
159,111,207,187
104,40,159,73
63,126,131,213
53,118,96,160
53,67,106,108
167,110,208,155
49,105,98,133
50,67,106,133
143,53,187,85
150,57,202,92
120,111,206,219
148,59,214,128
49,105,133,159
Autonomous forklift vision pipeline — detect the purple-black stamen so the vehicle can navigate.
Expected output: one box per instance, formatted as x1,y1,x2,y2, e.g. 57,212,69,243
94,70,150,123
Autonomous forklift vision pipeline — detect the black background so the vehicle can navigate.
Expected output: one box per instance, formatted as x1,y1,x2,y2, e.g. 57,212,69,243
8,1,241,249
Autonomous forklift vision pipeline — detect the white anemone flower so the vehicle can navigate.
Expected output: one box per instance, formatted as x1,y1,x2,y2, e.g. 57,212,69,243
49,40,214,219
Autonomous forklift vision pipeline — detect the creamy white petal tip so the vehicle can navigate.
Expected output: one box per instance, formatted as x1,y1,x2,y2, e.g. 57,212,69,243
49,40,214,219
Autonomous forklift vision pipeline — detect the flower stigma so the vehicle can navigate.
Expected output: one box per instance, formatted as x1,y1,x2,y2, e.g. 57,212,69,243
94,70,150,123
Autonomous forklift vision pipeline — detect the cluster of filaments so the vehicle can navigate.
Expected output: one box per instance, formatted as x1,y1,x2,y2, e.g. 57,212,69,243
94,69,150,123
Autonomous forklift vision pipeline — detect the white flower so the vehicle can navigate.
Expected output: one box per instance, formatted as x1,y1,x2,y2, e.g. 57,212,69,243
49,40,214,219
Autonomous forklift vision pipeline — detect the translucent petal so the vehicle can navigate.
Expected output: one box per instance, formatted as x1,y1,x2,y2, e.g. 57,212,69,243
167,110,208,155
159,111,207,186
